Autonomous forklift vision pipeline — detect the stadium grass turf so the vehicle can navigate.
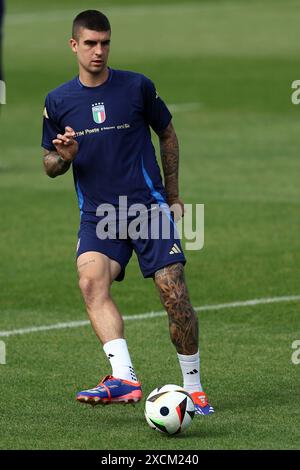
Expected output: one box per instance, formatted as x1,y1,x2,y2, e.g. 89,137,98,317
0,0,299,450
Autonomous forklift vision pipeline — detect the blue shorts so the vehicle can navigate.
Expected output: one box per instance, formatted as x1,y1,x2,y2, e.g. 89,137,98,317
76,206,186,281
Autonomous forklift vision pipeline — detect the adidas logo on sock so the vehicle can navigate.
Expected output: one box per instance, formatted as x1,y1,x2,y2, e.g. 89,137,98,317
187,369,198,375
107,354,115,359
169,243,182,255
129,366,137,382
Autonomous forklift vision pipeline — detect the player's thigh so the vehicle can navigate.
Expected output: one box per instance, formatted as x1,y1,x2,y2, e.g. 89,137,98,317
77,251,122,285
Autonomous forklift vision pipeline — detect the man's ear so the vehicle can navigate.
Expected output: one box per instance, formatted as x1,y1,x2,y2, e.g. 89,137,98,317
69,38,78,53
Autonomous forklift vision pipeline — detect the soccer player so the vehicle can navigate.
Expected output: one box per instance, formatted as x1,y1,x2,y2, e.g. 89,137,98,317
42,10,213,415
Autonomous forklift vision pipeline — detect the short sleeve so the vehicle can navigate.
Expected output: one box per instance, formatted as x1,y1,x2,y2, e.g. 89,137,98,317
141,76,172,134
41,94,63,151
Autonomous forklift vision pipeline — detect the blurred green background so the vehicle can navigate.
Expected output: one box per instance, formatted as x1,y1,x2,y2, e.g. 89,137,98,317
0,0,299,450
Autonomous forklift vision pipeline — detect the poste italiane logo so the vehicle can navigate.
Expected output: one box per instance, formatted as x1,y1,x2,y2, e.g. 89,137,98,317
92,102,106,124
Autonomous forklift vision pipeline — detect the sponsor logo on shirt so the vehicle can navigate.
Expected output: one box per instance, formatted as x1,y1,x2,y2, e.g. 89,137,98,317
74,123,131,138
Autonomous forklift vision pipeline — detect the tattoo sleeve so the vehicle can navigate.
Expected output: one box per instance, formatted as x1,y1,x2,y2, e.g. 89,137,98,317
158,122,179,203
43,151,71,178
154,263,198,355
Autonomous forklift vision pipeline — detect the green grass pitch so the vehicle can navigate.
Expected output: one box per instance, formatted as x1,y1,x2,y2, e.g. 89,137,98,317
0,0,300,450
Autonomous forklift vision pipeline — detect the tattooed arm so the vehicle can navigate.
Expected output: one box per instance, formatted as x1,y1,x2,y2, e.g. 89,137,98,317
43,149,72,178
157,122,184,220
43,126,78,178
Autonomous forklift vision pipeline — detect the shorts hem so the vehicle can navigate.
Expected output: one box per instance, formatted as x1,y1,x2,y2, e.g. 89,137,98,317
142,257,186,279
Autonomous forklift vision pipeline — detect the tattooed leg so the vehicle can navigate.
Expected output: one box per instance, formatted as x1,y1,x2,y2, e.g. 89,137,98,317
154,263,198,355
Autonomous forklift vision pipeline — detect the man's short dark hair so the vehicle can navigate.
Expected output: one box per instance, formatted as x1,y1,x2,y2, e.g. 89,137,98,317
72,10,111,40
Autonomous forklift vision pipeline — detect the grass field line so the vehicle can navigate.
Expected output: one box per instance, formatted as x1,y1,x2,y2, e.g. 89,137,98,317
0,294,299,338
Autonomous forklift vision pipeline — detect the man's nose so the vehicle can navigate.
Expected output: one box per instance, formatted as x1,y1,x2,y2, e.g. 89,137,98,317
95,43,102,56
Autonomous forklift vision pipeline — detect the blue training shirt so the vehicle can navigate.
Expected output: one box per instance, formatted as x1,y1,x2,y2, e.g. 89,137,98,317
42,68,172,215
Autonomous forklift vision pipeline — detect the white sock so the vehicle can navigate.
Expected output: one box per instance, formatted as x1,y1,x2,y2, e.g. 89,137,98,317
177,351,203,393
103,338,138,383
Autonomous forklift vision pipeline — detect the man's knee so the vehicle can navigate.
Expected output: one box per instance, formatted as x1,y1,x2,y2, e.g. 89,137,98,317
153,263,193,313
79,275,110,304
154,262,185,298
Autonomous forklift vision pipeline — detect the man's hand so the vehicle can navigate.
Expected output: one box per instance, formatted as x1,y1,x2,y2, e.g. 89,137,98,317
52,126,78,162
168,197,185,222
43,126,78,178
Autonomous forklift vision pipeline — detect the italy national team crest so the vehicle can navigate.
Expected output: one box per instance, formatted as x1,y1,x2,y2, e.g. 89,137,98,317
92,102,106,124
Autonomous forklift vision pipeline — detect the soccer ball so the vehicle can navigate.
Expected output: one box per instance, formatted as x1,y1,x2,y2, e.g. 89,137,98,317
145,384,195,435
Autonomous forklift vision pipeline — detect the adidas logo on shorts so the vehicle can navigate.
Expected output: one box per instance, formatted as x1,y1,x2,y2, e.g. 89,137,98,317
169,243,182,255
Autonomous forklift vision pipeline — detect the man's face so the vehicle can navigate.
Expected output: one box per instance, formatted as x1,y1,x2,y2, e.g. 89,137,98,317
70,28,111,75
